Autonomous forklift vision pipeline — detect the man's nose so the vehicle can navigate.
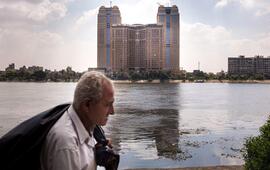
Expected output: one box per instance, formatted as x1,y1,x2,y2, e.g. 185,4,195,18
110,106,114,115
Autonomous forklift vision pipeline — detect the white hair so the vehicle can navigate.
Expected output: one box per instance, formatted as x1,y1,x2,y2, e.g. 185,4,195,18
73,71,113,111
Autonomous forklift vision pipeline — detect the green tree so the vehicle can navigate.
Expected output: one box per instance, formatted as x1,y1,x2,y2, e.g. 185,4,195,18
243,116,270,170
159,70,170,81
130,71,140,81
208,72,217,80
254,74,265,80
239,74,249,80
228,74,239,80
5,70,17,81
32,70,46,81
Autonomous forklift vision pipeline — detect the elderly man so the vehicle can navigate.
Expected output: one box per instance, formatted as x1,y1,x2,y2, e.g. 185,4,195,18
41,71,115,170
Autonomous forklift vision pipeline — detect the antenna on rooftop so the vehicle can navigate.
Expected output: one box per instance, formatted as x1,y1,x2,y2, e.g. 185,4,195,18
166,0,172,7
110,1,112,7
198,61,200,71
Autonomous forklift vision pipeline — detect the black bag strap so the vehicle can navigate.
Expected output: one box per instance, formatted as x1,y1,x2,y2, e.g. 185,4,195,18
94,125,108,146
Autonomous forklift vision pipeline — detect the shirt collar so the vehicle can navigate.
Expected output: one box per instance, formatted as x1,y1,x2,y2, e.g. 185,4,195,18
67,105,91,145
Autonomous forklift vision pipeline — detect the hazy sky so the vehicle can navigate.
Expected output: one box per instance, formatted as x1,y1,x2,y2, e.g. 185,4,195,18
1,0,270,72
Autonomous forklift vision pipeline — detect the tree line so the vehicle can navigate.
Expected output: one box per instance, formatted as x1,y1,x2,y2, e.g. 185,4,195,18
0,67,82,82
0,67,268,82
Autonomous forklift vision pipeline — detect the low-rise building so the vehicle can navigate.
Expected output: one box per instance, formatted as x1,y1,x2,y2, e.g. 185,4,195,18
228,55,270,77
28,66,43,73
5,63,15,71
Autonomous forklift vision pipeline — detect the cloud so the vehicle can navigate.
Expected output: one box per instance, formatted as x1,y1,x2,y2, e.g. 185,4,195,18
1,0,73,4
215,0,270,16
0,0,72,70
0,0,44,4
0,0,96,72
0,28,62,67
0,0,67,28
1,0,269,72
181,22,232,71
0,27,95,71
181,22,270,72
73,7,99,32
215,0,231,8
28,0,67,22
254,1,270,16
215,0,255,9
118,0,175,24
239,0,256,9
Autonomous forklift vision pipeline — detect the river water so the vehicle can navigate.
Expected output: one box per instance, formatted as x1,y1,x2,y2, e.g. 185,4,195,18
0,82,269,169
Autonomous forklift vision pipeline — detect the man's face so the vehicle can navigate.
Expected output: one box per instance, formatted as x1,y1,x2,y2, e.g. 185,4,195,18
88,81,115,126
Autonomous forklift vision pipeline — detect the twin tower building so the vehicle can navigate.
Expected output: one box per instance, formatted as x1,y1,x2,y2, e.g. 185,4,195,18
97,5,179,71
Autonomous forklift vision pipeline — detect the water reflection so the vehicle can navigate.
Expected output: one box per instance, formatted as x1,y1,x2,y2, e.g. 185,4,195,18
114,83,182,110
105,108,182,160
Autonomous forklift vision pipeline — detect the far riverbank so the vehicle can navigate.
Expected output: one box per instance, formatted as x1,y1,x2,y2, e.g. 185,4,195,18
1,79,270,84
112,79,270,84
127,165,244,170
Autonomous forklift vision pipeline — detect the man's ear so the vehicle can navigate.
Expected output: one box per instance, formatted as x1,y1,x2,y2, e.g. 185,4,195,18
80,100,90,113
81,100,96,111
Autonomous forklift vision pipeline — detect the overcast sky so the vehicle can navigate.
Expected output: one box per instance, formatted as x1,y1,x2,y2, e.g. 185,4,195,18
1,0,270,72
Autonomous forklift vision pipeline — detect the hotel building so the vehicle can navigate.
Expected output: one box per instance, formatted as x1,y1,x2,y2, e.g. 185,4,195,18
111,24,163,71
97,5,179,71
157,5,179,70
97,6,121,69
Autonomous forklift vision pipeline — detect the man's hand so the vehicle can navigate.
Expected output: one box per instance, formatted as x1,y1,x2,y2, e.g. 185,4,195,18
107,139,113,148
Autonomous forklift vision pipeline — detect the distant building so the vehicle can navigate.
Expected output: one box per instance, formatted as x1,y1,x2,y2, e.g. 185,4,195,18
19,66,27,72
28,66,43,73
5,63,15,71
157,5,180,71
66,66,73,73
193,70,201,75
88,67,106,74
97,5,180,72
228,55,270,77
111,24,163,71
97,6,121,70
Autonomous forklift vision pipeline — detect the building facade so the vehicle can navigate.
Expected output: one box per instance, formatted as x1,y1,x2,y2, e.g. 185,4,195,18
5,63,15,71
97,5,179,71
97,6,121,69
157,5,179,70
111,24,163,71
228,55,270,77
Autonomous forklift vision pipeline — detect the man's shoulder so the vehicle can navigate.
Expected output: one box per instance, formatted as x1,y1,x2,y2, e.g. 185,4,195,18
46,112,79,149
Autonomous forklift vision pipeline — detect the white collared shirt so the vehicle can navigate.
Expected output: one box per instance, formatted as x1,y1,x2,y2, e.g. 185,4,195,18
40,105,97,170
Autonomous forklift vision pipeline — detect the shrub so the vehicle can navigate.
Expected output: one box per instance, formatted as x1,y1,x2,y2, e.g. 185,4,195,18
243,116,270,170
